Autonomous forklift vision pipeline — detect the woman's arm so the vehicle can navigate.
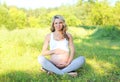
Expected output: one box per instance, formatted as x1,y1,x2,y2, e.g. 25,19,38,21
65,33,75,66
40,34,54,55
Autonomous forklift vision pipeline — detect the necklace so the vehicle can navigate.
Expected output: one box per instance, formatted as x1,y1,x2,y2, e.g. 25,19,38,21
54,33,64,40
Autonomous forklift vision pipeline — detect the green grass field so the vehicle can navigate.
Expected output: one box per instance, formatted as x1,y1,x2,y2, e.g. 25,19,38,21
0,27,120,82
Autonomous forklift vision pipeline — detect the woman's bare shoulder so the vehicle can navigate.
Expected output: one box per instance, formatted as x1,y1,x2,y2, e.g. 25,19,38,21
46,33,51,37
66,32,73,38
45,33,51,41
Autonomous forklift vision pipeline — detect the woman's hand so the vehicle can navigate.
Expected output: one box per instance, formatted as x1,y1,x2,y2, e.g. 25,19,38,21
56,62,70,68
64,57,73,67
56,64,65,68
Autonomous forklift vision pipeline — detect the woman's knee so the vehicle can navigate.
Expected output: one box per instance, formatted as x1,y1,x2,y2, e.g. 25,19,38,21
80,56,85,60
78,56,85,63
38,55,46,64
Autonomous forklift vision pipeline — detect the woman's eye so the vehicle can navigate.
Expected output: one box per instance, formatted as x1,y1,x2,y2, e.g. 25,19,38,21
59,22,63,24
54,22,63,24
54,22,58,24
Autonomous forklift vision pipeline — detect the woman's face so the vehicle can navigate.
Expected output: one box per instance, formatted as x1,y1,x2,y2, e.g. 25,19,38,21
53,18,64,31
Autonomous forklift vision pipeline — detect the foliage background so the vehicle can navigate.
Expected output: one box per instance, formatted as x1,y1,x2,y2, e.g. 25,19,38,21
0,0,120,30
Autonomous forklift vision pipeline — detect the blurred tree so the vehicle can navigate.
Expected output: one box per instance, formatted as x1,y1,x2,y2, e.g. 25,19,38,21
9,7,27,29
0,6,10,29
114,1,120,26
27,16,39,28
89,1,114,25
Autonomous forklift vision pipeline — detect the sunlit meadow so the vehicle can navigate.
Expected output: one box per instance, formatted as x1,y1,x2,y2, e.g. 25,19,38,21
0,27,120,82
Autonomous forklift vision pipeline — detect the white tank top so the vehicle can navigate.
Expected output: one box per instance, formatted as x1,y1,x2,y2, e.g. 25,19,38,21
49,33,69,52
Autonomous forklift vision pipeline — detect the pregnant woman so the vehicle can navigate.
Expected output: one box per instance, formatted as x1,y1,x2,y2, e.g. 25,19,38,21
38,15,85,77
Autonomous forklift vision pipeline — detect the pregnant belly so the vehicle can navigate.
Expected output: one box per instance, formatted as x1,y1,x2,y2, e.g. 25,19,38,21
50,53,69,68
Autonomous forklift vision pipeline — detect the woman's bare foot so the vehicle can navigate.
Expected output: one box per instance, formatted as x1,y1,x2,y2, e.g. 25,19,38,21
40,67,53,75
40,67,47,72
68,72,78,77
47,71,54,75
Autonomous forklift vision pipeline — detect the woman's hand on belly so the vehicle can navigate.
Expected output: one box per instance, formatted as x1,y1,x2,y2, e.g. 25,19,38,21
56,61,70,68
56,63,66,68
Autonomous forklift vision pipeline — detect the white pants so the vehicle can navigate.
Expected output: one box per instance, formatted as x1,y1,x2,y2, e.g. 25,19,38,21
38,55,85,75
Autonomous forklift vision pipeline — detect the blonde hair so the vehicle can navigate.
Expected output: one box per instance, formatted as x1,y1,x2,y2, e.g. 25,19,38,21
50,15,69,40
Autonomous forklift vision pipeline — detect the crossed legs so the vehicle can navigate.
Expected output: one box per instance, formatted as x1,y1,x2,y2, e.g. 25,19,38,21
38,55,85,75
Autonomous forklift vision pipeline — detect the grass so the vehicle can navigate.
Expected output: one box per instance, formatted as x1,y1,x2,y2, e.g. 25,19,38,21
0,27,120,82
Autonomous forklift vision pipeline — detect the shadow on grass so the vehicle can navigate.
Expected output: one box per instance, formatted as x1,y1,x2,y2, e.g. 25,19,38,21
0,69,90,82
0,70,42,82
89,26,120,40
74,41,120,81
0,70,63,82
73,27,120,81
74,26,120,64
1,64,119,82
